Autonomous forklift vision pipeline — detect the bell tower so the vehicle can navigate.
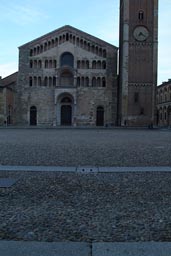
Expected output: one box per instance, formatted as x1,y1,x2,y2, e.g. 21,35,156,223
119,0,158,126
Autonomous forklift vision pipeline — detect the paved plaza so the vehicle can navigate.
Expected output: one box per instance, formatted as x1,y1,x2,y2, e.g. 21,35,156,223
0,128,171,255
0,128,170,167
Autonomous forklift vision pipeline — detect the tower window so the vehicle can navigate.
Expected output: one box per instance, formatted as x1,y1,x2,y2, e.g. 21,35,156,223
138,11,144,20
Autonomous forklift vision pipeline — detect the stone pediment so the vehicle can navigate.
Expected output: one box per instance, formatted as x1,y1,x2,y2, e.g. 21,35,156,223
19,25,117,58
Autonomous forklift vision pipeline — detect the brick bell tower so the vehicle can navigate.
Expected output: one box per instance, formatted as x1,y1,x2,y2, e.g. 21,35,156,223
119,0,158,126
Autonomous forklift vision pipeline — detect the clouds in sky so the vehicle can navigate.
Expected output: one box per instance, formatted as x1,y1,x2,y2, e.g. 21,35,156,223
0,1,48,25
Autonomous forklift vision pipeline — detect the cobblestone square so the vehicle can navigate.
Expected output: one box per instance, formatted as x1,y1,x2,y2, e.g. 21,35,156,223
0,128,170,167
0,128,171,242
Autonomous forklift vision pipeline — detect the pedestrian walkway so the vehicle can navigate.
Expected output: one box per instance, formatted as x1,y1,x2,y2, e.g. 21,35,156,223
1,241,171,256
0,165,171,173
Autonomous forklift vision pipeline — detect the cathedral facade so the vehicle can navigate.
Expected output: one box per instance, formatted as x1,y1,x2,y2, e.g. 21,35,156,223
0,0,159,127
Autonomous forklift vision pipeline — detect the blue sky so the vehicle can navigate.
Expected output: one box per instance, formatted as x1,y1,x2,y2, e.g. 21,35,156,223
0,0,170,85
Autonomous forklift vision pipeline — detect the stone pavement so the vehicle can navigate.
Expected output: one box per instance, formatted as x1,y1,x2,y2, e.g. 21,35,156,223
1,241,171,256
0,165,171,173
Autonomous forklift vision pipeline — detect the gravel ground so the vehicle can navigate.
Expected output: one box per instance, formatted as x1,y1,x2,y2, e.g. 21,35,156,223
0,128,170,166
0,128,171,242
1,171,171,242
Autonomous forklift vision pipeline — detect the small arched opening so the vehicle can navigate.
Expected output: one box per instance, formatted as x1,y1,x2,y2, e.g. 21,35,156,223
96,106,104,126
30,106,37,126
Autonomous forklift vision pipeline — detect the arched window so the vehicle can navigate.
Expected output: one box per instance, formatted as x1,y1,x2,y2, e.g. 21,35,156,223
51,39,55,47
92,61,96,69
44,77,48,86
102,77,106,87
81,77,85,87
33,48,36,56
38,60,42,68
45,60,48,68
76,37,79,46
55,38,58,46
80,39,83,48
77,77,80,87
60,52,74,68
30,60,33,68
82,60,85,69
34,76,37,86
99,48,102,56
97,77,101,87
84,41,87,49
38,77,42,86
29,77,33,87
49,77,52,87
102,61,106,69
92,77,96,87
53,76,56,87
59,35,62,44
97,61,101,69
37,46,40,54
77,60,81,69
103,49,107,58
139,10,144,20
63,34,66,43
53,60,57,68
85,77,89,87
91,45,95,53
40,45,43,53
30,49,33,56
34,60,37,68
44,42,47,51
86,60,89,69
49,60,52,68
48,41,51,49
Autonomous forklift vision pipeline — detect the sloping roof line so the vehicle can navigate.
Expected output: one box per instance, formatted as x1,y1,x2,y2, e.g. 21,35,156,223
19,25,118,49
1,72,18,88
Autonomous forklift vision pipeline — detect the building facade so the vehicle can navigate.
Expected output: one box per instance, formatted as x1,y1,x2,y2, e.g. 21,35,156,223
157,80,171,127
15,26,118,127
0,73,17,125
1,0,159,127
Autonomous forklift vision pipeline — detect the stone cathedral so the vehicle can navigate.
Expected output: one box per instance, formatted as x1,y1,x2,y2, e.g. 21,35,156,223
0,0,158,127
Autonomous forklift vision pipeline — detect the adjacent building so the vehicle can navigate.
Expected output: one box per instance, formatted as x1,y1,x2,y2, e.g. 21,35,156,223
0,73,17,125
157,79,171,127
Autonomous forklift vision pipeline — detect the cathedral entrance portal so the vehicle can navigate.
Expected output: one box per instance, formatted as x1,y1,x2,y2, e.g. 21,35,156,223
61,105,72,125
60,96,72,126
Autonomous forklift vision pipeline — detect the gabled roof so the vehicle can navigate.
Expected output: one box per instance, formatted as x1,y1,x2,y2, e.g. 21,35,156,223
19,25,118,49
1,72,18,88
